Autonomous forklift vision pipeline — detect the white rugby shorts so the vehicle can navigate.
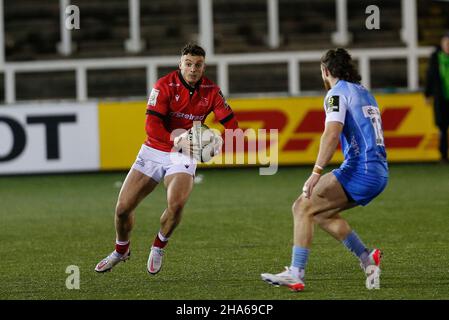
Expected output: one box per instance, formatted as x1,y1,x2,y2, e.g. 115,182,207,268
131,144,197,183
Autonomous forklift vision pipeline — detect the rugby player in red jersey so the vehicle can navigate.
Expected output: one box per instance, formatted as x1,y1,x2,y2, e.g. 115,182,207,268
95,43,238,275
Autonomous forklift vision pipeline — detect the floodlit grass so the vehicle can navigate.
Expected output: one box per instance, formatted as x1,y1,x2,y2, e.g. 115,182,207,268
1,164,448,299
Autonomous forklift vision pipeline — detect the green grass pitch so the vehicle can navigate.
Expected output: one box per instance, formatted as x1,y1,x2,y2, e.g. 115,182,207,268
1,164,449,300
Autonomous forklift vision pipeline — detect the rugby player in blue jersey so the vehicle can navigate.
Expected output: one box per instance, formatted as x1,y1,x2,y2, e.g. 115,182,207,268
261,48,388,291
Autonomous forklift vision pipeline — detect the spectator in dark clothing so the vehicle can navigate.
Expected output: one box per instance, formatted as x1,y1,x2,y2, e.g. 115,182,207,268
425,31,449,163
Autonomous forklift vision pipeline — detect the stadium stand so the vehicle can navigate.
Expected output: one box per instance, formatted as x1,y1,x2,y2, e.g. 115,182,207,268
1,0,449,101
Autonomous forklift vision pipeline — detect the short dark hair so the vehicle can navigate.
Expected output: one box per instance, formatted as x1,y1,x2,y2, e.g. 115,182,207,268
321,48,361,84
181,43,206,57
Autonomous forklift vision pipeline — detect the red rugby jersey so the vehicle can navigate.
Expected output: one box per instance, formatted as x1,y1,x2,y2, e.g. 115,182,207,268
145,70,238,152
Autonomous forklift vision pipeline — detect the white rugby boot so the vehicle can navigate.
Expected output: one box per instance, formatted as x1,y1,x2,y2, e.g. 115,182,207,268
147,246,165,275
94,250,130,273
361,248,382,289
261,267,305,292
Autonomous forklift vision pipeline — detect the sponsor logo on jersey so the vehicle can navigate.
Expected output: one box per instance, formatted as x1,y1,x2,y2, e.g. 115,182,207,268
169,111,206,121
362,105,380,117
148,89,160,106
326,95,340,113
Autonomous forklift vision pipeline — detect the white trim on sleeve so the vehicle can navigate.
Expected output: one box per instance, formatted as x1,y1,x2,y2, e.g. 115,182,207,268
324,93,347,124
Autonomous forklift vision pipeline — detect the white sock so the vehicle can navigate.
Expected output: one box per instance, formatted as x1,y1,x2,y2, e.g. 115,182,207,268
115,239,130,246
290,266,305,279
158,231,169,242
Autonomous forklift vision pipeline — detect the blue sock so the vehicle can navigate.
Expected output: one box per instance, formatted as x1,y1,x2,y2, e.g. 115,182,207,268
291,246,310,270
342,231,368,259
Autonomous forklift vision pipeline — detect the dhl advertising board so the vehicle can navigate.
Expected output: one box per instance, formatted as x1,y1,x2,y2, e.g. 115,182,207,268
98,93,440,171
0,93,441,174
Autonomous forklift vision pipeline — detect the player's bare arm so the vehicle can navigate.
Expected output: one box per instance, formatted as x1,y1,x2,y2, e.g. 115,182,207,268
303,121,343,198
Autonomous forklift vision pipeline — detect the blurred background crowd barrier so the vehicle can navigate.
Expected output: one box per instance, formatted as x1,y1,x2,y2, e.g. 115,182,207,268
0,0,448,174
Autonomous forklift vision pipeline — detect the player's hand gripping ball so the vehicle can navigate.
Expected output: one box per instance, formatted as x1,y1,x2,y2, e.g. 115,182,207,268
174,122,223,162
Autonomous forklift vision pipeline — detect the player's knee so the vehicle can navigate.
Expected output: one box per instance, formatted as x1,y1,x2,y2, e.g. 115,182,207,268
292,197,303,215
167,200,186,216
313,214,326,226
292,196,313,218
115,200,133,219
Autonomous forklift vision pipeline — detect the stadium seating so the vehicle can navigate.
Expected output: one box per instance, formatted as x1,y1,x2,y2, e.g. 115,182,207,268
2,0,449,101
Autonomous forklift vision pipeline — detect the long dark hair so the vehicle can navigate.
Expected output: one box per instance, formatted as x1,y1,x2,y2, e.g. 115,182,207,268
321,48,361,84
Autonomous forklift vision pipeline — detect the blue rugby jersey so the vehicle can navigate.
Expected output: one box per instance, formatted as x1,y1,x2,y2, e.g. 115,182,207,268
323,80,388,176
